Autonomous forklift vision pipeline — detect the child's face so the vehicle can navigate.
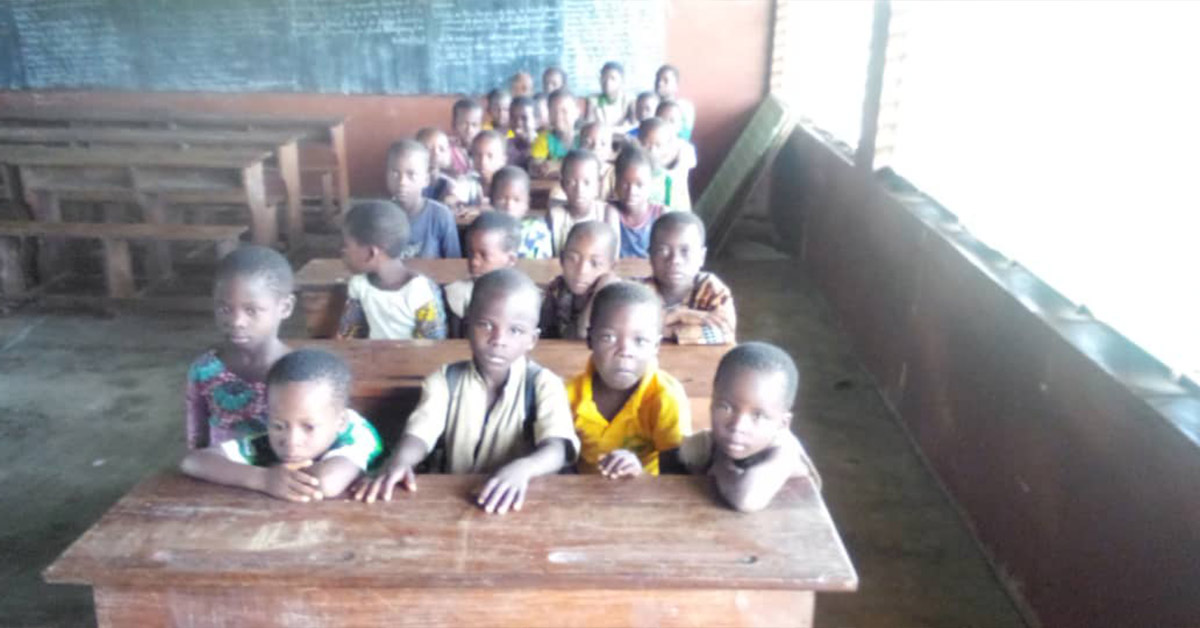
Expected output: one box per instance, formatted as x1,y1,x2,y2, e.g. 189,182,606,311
454,107,483,146
511,73,534,97
422,132,452,172
601,69,623,100
659,106,684,137
550,97,579,135
580,126,612,161
562,158,600,210
489,95,511,128
650,223,706,291
467,291,540,382
491,179,530,218
588,301,661,392
640,127,673,171
617,163,651,211
213,275,294,348
341,232,375,275
712,368,792,461
472,137,507,180
543,69,564,94
511,103,536,140
561,232,614,297
636,96,659,122
655,70,678,100
267,380,347,465
467,229,517,278
387,151,431,209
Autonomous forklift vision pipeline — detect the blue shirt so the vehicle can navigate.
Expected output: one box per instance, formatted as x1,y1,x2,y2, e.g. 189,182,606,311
616,203,666,259
403,199,461,259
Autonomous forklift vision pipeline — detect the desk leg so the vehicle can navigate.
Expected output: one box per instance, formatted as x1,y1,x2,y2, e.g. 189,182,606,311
330,123,350,214
241,162,277,248
300,286,345,338
276,140,305,251
0,236,26,296
28,189,63,285
101,239,136,299
140,194,174,282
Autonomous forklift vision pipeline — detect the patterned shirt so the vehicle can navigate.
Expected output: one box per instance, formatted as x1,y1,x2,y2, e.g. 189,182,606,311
641,272,737,345
185,350,269,450
518,216,553,259
216,409,383,472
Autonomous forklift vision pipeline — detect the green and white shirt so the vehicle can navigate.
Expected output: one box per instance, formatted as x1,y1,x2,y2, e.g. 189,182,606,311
216,409,383,472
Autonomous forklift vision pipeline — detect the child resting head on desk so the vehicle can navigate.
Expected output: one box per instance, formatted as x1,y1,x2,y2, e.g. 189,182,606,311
540,220,620,340
386,140,460,259
186,245,295,450
489,166,552,260
415,127,456,203
445,211,520,337
548,148,620,256
642,211,736,345
445,129,507,211
338,200,447,340
661,342,822,512
354,268,581,515
181,349,384,503
567,281,692,477
610,146,669,259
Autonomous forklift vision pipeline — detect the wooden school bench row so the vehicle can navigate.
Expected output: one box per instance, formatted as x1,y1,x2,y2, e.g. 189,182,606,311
45,473,856,627
296,257,652,338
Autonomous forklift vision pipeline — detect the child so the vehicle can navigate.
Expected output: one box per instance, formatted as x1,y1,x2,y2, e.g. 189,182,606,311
490,165,552,259
385,140,461,259
660,342,821,512
338,200,447,340
638,117,695,211
547,149,620,255
507,96,537,169
355,269,581,514
530,88,581,177
642,212,736,345
445,211,520,336
186,246,295,450
540,220,620,340
510,71,535,98
566,281,691,476
626,91,661,138
578,121,617,201
542,66,566,95
484,89,512,134
586,61,635,132
655,64,696,140
656,100,689,142
610,146,668,258
415,127,455,202
448,130,508,210
449,98,484,176
181,349,383,502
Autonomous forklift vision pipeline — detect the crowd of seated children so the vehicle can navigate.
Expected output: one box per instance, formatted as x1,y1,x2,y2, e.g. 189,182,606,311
385,140,460,259
355,269,581,514
639,117,696,211
661,342,821,511
530,88,581,177
446,129,508,211
338,200,447,340
445,212,521,337
642,211,736,345
567,281,691,477
448,98,484,177
541,221,620,340
489,165,552,259
187,245,295,450
182,348,384,502
610,146,669,258
547,149,620,255
586,61,635,133
483,88,512,135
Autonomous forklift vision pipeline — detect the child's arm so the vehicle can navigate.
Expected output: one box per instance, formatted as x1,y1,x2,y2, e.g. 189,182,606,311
439,213,463,258
598,449,643,479
184,374,209,450
477,437,571,514
710,445,795,513
336,298,369,339
353,434,428,503
664,307,736,345
303,457,363,500
180,449,323,502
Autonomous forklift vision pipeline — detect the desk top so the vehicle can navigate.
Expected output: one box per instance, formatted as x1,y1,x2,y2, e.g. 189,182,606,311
297,258,651,290
44,473,857,592
0,144,272,169
0,107,345,131
0,125,305,149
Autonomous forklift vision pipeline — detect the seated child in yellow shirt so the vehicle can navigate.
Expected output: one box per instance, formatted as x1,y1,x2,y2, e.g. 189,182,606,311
639,117,695,211
445,211,520,337
566,281,692,477
338,201,447,340
530,88,581,178
448,98,484,177
181,349,383,502
355,269,581,514
540,221,620,340
483,88,512,134
642,212,736,345
447,129,507,211
660,342,822,512
547,149,620,256
490,166,552,259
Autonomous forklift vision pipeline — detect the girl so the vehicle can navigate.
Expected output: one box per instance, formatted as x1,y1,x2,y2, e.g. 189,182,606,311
609,146,667,258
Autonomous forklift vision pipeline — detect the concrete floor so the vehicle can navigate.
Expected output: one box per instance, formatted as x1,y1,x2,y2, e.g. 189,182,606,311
0,257,1026,627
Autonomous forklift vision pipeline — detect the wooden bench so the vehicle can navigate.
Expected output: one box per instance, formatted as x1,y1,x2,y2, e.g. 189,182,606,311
297,257,652,338
0,220,245,299
44,473,857,627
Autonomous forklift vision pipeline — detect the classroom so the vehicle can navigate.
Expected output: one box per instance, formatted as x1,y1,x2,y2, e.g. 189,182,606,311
0,1,1197,627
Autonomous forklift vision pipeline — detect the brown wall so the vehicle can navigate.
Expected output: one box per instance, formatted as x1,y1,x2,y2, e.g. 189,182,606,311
0,0,770,200
775,125,1200,628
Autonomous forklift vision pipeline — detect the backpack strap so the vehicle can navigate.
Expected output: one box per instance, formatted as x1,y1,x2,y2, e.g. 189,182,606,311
427,360,470,473
523,360,543,447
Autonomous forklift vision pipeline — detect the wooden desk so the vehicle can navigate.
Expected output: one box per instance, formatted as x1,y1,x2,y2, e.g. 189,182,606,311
297,257,652,338
44,473,857,627
453,206,547,227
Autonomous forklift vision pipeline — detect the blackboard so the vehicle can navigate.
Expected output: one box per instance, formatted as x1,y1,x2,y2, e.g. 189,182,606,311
0,0,665,95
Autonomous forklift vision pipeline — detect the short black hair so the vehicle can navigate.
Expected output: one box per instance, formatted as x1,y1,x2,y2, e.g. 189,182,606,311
215,245,294,296
510,95,534,112
562,220,618,261
615,145,652,178
638,116,669,138
343,200,410,259
465,211,520,255
543,66,566,83
471,129,506,154
386,139,428,169
601,61,625,76
467,267,542,322
267,349,352,408
547,88,576,109
490,165,529,199
486,88,511,106
650,211,706,248
636,91,659,105
561,148,600,179
589,281,661,331
656,64,680,80
715,342,800,409
414,127,443,143
452,98,483,122
656,100,682,117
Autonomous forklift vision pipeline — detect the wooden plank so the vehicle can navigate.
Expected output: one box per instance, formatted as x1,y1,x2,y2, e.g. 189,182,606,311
0,144,271,169
0,125,304,150
241,161,276,247
0,107,345,136
0,220,247,242
276,140,304,250
101,239,135,299
297,257,651,291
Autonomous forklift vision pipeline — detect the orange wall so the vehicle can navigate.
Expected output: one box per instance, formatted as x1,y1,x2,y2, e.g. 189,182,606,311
0,0,770,198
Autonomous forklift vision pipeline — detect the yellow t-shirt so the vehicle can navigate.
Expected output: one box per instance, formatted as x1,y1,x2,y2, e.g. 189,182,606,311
566,359,691,475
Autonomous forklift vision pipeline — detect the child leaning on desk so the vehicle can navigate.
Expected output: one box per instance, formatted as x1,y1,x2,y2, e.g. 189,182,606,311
355,269,581,515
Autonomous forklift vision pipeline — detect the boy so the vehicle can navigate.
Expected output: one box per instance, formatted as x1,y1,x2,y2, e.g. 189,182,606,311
445,211,521,337
626,92,661,138
355,269,581,515
579,121,617,201
643,212,735,345
660,342,821,512
510,71,535,98
385,140,461,258
540,221,620,340
508,96,537,169
181,349,383,502
639,117,695,211
415,127,455,202
655,64,696,140
566,281,691,476
448,130,507,209
491,165,552,259
530,88,581,177
338,200,447,340
547,149,620,255
449,98,484,176
543,66,566,95
483,88,512,134
586,61,634,132
610,146,668,258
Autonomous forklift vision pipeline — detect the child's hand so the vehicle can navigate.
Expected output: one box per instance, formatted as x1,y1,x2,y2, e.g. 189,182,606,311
598,450,643,479
262,462,323,503
353,459,417,504
477,459,534,515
